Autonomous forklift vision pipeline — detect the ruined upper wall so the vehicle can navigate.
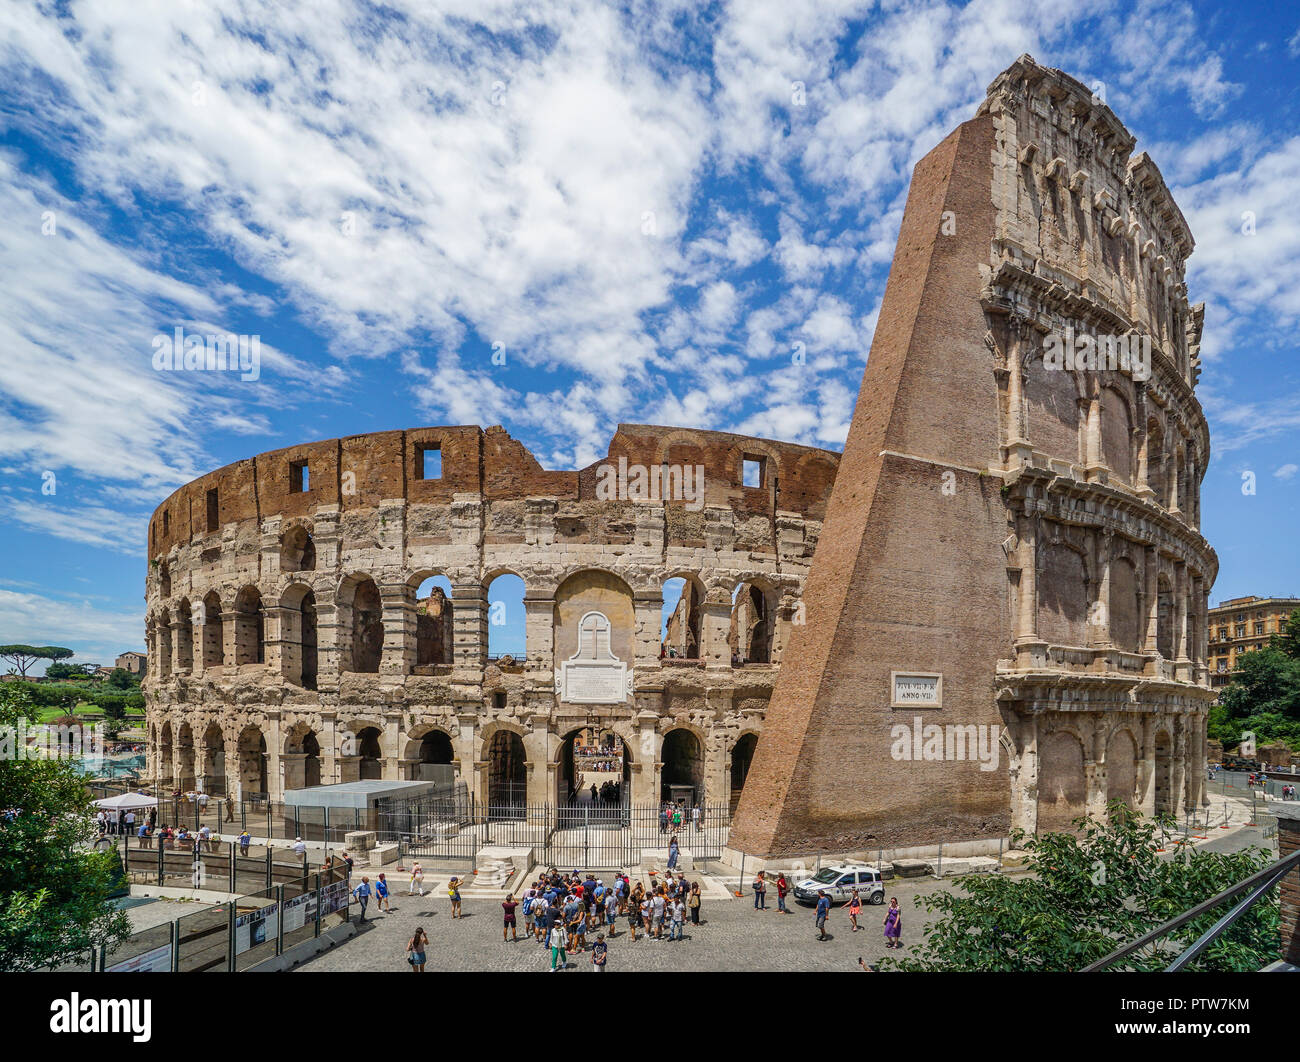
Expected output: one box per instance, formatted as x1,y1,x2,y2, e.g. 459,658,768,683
147,423,841,560
979,54,1204,392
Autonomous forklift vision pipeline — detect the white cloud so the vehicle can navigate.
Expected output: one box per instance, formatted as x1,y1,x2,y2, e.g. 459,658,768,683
1275,464,1299,481
0,588,142,659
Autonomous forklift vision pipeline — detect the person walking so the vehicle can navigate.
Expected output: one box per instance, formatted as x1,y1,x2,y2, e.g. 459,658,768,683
409,862,425,896
688,881,701,926
238,830,251,856
776,872,790,914
591,932,608,972
604,887,618,937
502,893,519,942
342,851,354,884
883,897,902,949
692,803,701,832
671,805,683,833
667,836,680,871
406,926,429,973
375,873,391,913
447,876,463,918
753,869,767,910
815,890,831,941
659,805,669,834
352,876,372,922
549,915,569,972
224,793,235,823
847,888,862,932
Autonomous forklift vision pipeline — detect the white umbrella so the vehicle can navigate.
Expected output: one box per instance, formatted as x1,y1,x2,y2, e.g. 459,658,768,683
92,793,158,811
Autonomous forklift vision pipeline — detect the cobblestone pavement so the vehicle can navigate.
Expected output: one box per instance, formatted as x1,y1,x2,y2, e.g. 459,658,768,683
297,875,959,972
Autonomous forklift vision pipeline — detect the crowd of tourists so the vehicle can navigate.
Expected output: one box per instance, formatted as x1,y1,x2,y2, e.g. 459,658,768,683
512,868,704,970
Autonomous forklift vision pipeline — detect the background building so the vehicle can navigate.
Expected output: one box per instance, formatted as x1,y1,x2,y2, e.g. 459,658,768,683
1207,595,1300,692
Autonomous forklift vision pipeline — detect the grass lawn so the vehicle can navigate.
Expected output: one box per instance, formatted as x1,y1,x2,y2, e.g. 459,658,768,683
32,701,145,724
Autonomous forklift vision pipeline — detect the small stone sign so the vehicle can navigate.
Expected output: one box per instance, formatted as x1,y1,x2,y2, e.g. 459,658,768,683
890,671,942,708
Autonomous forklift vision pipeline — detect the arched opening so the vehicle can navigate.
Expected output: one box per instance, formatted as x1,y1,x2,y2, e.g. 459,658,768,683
1106,729,1138,807
730,733,758,813
281,585,318,690
280,525,316,572
1036,730,1086,833
238,726,268,798
341,575,383,674
486,730,527,814
285,727,322,790
174,601,194,673
415,729,454,783
730,582,772,665
660,575,703,660
175,722,196,792
487,572,526,660
201,591,225,671
661,728,704,805
1145,419,1165,502
201,722,225,796
1038,543,1089,647
158,722,174,786
155,616,172,678
1110,557,1142,652
557,727,630,811
233,586,265,666
355,726,384,780
414,575,454,670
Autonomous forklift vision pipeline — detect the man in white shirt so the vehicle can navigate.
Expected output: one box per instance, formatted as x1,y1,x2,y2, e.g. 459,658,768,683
291,836,307,855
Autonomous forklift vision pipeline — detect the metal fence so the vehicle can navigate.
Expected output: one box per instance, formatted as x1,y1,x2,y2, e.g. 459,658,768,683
92,863,351,972
382,799,732,870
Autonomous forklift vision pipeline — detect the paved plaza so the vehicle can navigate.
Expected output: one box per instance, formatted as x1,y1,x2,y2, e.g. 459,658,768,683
297,872,957,973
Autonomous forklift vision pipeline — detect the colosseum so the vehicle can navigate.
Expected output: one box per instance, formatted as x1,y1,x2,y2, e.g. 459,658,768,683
141,422,839,811
143,54,1218,858
731,54,1219,857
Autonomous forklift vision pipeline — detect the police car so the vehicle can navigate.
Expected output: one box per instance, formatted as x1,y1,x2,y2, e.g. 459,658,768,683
792,865,885,905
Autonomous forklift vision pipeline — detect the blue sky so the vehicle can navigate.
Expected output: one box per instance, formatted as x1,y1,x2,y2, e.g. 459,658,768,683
0,0,1298,667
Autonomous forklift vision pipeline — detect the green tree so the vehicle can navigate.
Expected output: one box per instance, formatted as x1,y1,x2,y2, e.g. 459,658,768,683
0,684,130,970
883,804,1279,972
104,668,135,690
0,646,73,678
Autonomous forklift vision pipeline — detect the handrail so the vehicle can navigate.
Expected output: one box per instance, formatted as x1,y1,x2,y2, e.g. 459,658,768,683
1082,846,1300,971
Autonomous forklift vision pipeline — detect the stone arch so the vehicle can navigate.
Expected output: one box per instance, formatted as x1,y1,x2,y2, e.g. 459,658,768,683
1023,347,1084,464
660,572,705,660
284,722,323,790
237,724,269,797
1037,540,1090,647
175,721,196,791
661,727,704,804
553,569,635,692
555,724,630,807
154,612,172,679
1152,725,1175,817
1109,553,1142,652
200,590,225,671
403,723,456,777
278,582,319,690
1100,384,1134,483
1106,727,1139,807
410,572,455,669
729,731,759,812
484,727,527,808
338,573,383,674
200,720,225,795
158,720,174,786
173,600,194,673
729,579,776,665
280,524,316,572
485,570,526,660
233,585,266,667
1037,729,1086,832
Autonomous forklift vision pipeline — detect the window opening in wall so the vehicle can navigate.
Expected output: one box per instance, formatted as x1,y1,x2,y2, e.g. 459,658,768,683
742,455,765,488
206,487,219,532
162,511,170,535
290,460,310,493
493,691,507,711
418,444,442,480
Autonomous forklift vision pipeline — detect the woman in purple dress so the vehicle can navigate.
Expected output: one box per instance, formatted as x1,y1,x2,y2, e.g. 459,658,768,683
883,897,902,949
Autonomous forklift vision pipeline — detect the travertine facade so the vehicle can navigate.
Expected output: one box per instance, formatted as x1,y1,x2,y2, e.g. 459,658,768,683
731,55,1218,856
142,423,839,807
